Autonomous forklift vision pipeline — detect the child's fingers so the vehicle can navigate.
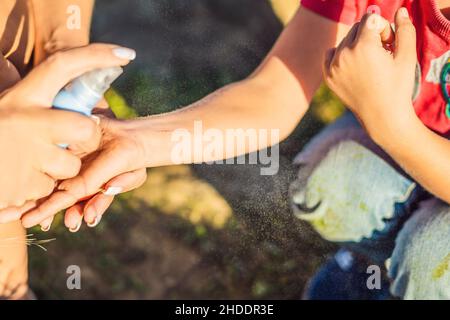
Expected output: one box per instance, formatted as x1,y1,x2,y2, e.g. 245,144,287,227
39,216,54,232
56,122,132,204
323,48,336,78
357,13,392,44
21,191,80,228
381,26,395,46
83,169,147,227
65,203,84,232
103,169,148,194
342,22,361,47
394,7,417,65
328,23,361,69
83,194,115,227
330,22,362,69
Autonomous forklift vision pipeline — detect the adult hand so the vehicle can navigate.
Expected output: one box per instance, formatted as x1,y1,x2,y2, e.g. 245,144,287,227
0,43,135,221
50,98,148,232
21,116,149,231
322,8,417,141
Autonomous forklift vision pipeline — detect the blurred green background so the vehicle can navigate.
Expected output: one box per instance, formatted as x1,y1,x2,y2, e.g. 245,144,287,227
29,0,345,299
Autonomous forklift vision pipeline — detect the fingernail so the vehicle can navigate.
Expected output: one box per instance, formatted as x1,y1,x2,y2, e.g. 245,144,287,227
366,14,380,30
91,115,100,125
87,215,102,228
374,15,383,30
112,47,136,60
69,222,81,233
399,7,409,19
102,186,123,196
41,223,52,232
85,206,97,225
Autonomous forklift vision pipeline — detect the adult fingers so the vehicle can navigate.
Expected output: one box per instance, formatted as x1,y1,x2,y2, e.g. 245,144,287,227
22,163,146,229
32,109,101,150
22,124,136,228
27,173,57,203
39,145,82,180
21,187,79,228
58,132,132,201
20,151,121,228
0,201,36,224
8,43,135,107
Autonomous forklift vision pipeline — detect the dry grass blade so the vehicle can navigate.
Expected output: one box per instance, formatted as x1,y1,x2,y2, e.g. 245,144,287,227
0,234,56,251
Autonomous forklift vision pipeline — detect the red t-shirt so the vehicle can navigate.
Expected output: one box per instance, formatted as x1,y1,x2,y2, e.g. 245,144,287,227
301,0,450,135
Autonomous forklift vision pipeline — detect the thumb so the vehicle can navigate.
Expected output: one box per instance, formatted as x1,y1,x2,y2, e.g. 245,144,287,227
29,108,101,149
394,7,417,65
357,13,392,44
8,43,136,107
21,149,129,228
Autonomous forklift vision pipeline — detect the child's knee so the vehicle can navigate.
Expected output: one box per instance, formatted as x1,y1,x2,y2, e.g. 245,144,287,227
291,140,416,243
389,199,450,300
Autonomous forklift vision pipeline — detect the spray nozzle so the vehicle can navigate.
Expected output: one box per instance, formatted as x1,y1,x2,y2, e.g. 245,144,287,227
72,67,124,97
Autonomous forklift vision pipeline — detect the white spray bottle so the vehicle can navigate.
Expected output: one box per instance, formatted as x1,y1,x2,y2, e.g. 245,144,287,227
53,67,123,147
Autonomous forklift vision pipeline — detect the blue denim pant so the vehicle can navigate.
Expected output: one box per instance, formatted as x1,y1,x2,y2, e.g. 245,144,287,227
291,113,450,299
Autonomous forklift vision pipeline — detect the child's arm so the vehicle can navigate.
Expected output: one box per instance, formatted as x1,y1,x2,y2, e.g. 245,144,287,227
20,7,352,229
134,7,352,147
31,0,94,65
323,8,450,203
379,111,450,203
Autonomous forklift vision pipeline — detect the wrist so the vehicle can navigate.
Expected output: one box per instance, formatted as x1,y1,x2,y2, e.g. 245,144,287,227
125,118,176,168
367,103,423,151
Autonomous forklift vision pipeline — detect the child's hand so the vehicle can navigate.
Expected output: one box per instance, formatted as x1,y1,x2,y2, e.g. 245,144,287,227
323,8,417,142
20,117,148,231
